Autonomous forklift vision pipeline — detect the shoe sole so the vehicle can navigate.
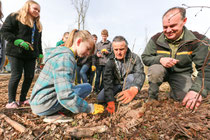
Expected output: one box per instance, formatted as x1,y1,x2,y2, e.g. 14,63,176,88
43,115,73,123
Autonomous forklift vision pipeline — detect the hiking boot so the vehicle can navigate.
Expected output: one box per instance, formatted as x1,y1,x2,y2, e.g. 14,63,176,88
6,101,19,109
43,114,73,123
19,99,30,106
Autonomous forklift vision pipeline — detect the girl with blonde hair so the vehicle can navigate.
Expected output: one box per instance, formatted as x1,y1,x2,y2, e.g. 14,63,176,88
30,29,104,117
0,0,43,108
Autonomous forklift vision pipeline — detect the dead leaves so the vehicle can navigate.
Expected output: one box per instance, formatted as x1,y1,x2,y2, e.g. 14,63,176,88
0,75,210,139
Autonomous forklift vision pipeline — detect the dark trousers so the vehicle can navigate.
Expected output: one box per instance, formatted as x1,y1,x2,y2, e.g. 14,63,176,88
8,56,36,103
95,65,105,92
148,64,192,101
97,74,135,102
89,70,95,86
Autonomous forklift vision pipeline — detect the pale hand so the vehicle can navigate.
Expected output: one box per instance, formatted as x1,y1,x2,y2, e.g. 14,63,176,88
97,52,102,57
160,57,179,68
182,90,202,110
104,51,109,54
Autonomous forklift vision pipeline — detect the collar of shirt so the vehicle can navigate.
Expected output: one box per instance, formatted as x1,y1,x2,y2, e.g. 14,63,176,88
100,40,109,44
165,30,185,45
70,47,76,58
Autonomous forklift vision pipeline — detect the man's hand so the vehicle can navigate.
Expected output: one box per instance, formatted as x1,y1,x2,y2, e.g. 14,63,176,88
14,39,30,50
117,87,138,104
106,101,115,114
182,91,202,110
160,57,179,68
91,65,96,71
92,104,104,115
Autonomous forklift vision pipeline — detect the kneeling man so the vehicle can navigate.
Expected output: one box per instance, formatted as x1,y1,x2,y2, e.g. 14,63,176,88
97,36,145,114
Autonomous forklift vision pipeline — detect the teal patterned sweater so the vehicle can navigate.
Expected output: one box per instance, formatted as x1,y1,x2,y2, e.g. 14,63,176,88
30,46,92,114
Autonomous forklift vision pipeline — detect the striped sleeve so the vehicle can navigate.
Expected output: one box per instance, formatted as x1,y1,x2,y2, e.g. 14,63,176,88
53,54,91,113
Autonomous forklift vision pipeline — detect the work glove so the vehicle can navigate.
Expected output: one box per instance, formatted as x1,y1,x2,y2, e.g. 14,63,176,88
92,104,104,115
117,87,138,104
106,101,115,114
14,39,30,50
91,65,96,71
39,54,43,58
101,48,108,54
39,64,44,69
38,54,43,65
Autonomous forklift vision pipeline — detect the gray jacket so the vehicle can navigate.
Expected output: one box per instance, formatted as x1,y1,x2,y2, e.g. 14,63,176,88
104,48,145,102
93,40,112,66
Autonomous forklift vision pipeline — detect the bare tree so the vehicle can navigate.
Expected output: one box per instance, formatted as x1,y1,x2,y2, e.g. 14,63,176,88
71,0,90,30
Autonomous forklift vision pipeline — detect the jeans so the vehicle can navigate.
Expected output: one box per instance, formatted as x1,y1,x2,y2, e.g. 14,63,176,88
97,74,135,102
37,83,92,116
95,65,105,92
77,64,90,83
8,56,36,103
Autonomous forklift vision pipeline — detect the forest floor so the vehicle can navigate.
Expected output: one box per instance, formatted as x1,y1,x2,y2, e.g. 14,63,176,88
0,74,209,140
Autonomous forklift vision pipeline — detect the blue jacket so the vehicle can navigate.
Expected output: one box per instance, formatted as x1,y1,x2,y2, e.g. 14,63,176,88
30,46,92,114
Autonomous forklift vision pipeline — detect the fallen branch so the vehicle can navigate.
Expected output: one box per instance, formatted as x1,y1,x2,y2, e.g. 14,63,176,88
66,125,108,138
0,113,26,133
192,50,210,112
174,122,193,139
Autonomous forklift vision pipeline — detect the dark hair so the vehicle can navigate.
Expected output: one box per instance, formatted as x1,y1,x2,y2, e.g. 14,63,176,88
0,1,4,21
112,36,128,46
162,7,186,20
92,34,97,38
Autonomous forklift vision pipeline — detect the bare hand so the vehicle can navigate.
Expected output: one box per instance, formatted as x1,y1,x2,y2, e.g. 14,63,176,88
97,52,102,57
103,50,109,54
160,57,179,68
182,91,202,110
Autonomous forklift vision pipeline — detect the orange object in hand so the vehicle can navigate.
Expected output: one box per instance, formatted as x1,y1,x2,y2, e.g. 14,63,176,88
117,87,138,104
106,101,115,114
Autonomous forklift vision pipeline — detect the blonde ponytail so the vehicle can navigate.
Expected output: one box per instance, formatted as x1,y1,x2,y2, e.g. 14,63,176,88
65,29,95,55
65,29,78,48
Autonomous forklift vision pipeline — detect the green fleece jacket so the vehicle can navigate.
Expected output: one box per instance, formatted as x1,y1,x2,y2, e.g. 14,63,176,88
141,27,210,97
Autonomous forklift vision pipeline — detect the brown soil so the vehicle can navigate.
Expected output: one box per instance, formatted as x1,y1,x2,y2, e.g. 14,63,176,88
0,74,209,139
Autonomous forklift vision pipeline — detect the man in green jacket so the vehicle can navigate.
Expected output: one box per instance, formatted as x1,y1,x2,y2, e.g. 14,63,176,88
141,7,210,110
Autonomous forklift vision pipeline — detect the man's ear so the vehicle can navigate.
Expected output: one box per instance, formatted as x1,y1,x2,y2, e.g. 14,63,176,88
125,45,128,51
76,38,82,46
183,17,187,25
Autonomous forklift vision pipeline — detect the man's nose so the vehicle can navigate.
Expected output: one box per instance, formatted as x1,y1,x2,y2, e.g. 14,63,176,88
117,50,121,55
166,27,172,33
